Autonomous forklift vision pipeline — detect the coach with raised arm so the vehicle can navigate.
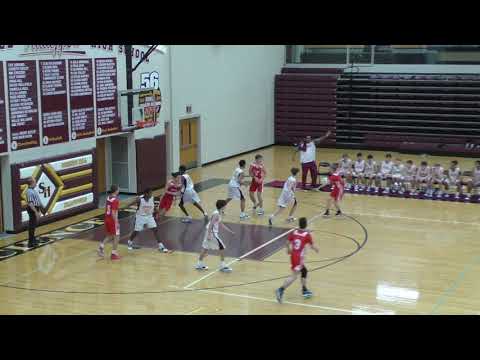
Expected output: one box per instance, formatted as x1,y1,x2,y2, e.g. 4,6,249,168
295,130,331,190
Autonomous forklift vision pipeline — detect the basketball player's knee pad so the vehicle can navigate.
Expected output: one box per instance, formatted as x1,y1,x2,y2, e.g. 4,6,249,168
301,267,308,279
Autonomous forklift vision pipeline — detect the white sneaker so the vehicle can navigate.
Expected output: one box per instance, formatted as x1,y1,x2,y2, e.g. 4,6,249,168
240,213,250,220
158,244,170,253
256,208,265,216
220,266,233,273
181,216,193,223
286,217,296,223
195,264,208,271
127,241,141,250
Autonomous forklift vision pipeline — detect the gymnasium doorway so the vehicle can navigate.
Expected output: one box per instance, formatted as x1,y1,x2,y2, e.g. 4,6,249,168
179,117,200,170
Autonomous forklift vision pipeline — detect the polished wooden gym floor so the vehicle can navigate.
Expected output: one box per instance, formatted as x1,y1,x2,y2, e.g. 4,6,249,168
0,146,479,315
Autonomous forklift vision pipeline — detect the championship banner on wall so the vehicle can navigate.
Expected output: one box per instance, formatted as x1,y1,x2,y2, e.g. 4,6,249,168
7,60,40,151
39,60,69,145
95,58,120,136
11,150,98,232
69,59,95,140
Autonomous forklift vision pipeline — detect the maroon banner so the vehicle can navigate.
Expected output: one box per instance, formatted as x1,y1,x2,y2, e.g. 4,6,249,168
7,60,40,151
68,59,95,140
95,58,120,136
0,62,7,153
39,60,69,145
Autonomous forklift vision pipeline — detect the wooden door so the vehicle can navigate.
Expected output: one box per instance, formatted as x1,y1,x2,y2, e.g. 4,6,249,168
96,139,107,193
179,118,199,169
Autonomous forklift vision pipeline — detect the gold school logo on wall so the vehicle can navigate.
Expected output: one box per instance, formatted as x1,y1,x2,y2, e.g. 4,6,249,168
19,154,94,222
21,165,63,215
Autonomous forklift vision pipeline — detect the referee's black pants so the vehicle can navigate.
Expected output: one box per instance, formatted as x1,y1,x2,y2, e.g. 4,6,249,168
27,207,38,246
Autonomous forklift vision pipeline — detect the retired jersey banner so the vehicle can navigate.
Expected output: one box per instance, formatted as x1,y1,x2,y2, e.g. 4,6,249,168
95,58,120,136
68,59,95,141
0,62,7,153
7,60,40,151
39,60,69,145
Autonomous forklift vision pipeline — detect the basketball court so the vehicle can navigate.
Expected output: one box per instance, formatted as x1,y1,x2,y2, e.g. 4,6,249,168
0,146,478,315
0,45,479,315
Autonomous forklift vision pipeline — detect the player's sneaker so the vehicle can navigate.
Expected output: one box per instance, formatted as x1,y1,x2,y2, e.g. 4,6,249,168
268,216,273,226
181,216,193,223
195,264,209,271
275,288,284,304
335,210,342,216
302,289,313,299
286,216,296,223
97,246,105,258
322,210,330,217
110,253,121,261
158,244,171,253
256,208,265,216
220,266,233,273
240,213,250,220
127,241,141,250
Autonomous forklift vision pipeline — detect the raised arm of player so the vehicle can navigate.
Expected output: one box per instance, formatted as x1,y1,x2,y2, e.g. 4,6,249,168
313,130,332,144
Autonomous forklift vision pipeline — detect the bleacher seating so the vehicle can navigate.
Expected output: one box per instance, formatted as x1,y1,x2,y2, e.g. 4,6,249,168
275,68,339,145
336,72,480,155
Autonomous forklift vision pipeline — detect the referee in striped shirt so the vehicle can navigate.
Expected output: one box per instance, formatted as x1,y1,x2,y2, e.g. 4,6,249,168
26,177,41,247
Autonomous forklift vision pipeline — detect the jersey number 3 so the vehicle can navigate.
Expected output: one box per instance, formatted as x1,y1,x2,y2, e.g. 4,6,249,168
293,239,302,250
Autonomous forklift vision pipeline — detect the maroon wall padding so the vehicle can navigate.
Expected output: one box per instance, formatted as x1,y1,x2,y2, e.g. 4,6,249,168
275,67,342,146
136,134,167,193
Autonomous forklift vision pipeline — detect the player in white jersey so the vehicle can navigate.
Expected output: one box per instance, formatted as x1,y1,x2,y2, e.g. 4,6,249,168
225,160,249,220
352,153,366,191
415,161,431,194
467,160,480,198
269,168,300,226
443,160,463,198
338,154,353,190
364,154,377,191
127,188,170,253
391,158,405,193
178,165,208,223
428,163,446,197
402,160,417,194
195,200,235,273
375,154,394,193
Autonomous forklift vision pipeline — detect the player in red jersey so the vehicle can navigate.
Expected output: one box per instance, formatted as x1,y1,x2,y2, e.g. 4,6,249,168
98,184,121,260
275,217,319,303
157,172,181,219
249,154,267,215
323,163,344,217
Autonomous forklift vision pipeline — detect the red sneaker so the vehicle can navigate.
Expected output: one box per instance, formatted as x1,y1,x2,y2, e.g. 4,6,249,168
110,253,121,261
